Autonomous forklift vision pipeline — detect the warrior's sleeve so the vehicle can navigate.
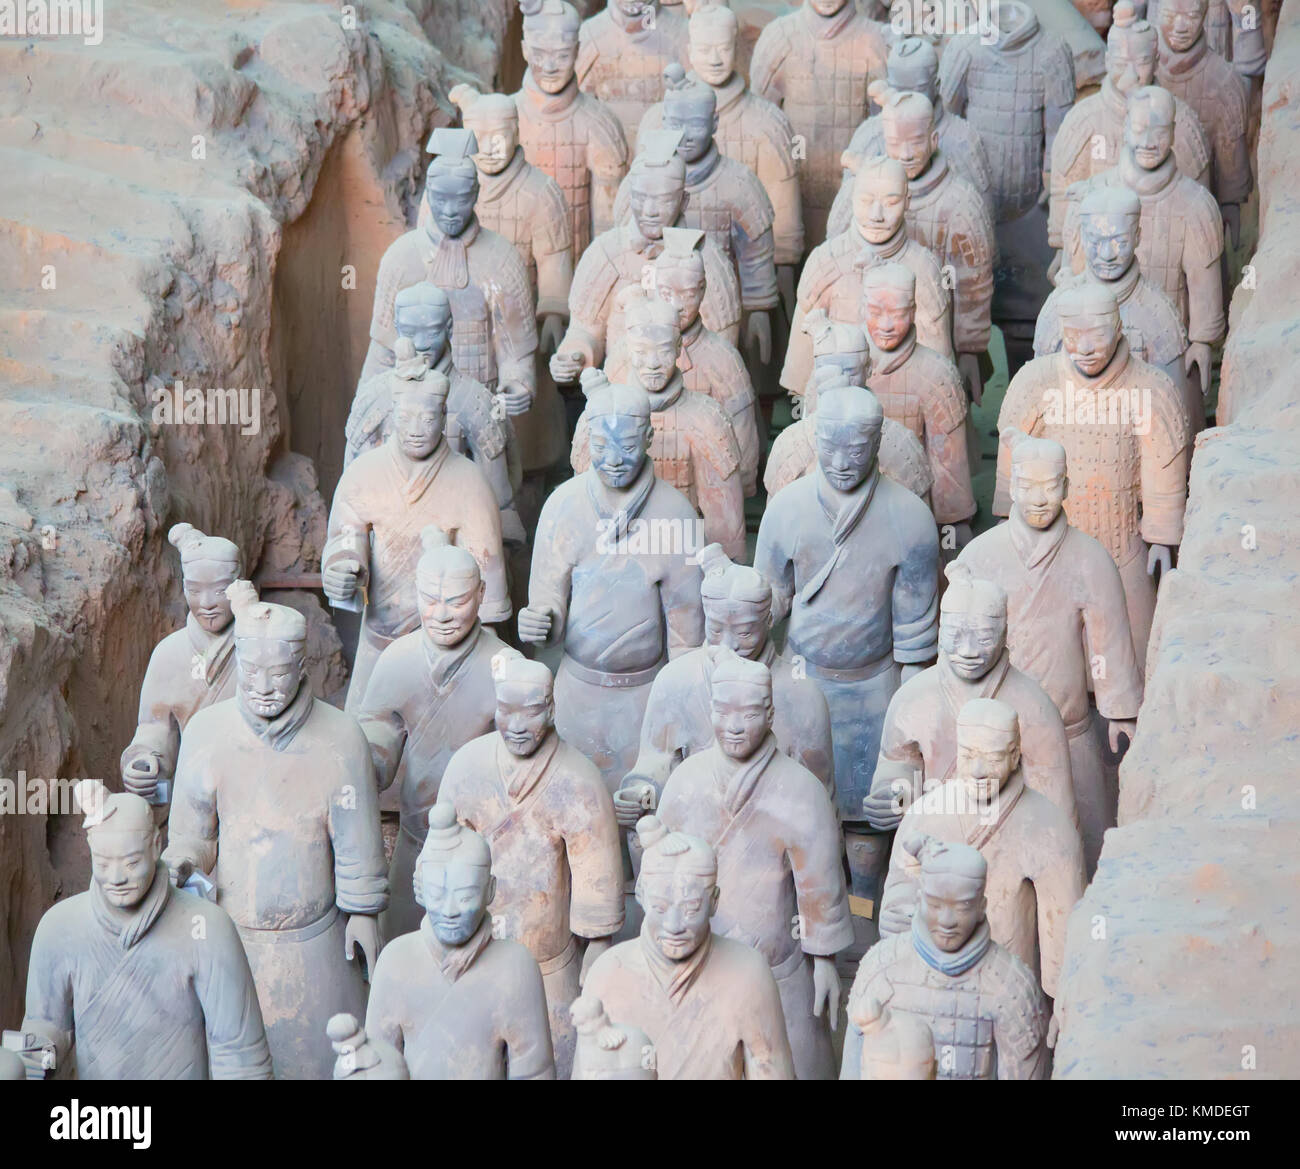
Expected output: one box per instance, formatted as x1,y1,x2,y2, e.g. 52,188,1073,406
527,490,577,643
122,647,182,780
1228,4,1267,79
754,501,796,624
450,378,514,511
732,171,780,312
1029,808,1086,999
701,238,744,344
355,648,410,793
165,726,221,876
891,493,941,663
992,950,1051,1080
947,186,996,357
921,357,976,524
194,904,275,1079
914,255,956,361
756,108,805,265
21,907,75,1068
1019,685,1079,831
874,687,928,815
1080,540,1144,721
364,945,406,1055
585,100,631,238
1041,36,1077,181
1172,98,1213,193
1048,106,1094,249
1182,185,1227,345
504,950,558,1080
564,768,627,939
690,402,747,563
791,676,836,797
937,37,973,117
1140,373,1192,549
322,466,373,583
627,670,687,793
327,724,389,916
711,345,761,497
453,463,512,625
993,368,1048,517
778,247,833,393
825,175,854,241
533,179,575,319
558,239,619,369
364,236,415,381
660,516,707,657
749,19,793,106
788,776,855,956
877,815,922,936
739,953,797,1080
490,245,540,397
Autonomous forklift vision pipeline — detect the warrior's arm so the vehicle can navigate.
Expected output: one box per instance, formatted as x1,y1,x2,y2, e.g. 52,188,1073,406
536,246,574,322
196,909,275,1079
748,26,789,105
327,735,389,916
364,950,406,1055
1081,551,1144,721
163,734,220,876
586,112,631,239
1041,41,1077,187
492,258,540,399
526,496,576,644
458,474,513,626
557,246,617,370
719,361,761,499
992,376,1043,517
759,140,805,266
891,505,941,664
21,912,75,1074
693,444,748,563
754,513,795,624
564,776,626,941
923,381,976,526
1139,415,1190,553
741,963,797,1080
734,223,780,313
355,661,410,793
1185,244,1227,346
322,474,373,582
949,219,995,359
788,786,855,956
505,958,558,1080
661,542,706,658
121,705,181,785
1033,821,1086,1000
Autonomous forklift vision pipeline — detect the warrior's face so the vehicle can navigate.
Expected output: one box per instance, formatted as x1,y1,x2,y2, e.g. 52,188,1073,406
627,328,680,392
418,576,483,648
710,680,772,760
1160,0,1205,53
919,870,987,953
421,859,493,946
495,681,554,758
864,285,915,351
393,390,446,461
523,35,579,93
689,24,735,87
469,116,518,177
638,869,718,961
184,560,238,635
612,0,649,18
853,169,908,244
663,102,716,165
91,827,163,909
629,170,685,241
1126,102,1174,171
1106,31,1156,95
424,169,478,238
590,414,651,488
956,722,1020,804
1011,458,1068,529
395,303,451,361
808,0,848,17
939,612,1006,681
704,599,769,659
815,413,882,492
654,262,706,332
882,112,936,181
1081,212,1139,281
1062,313,1121,377
237,638,304,719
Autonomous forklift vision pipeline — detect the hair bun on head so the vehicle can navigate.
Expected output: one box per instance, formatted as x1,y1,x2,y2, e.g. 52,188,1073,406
636,815,670,852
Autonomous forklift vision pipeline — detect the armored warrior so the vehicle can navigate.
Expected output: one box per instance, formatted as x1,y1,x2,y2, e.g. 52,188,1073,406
22,782,272,1080
750,0,889,247
355,527,509,937
1149,0,1267,81
961,432,1144,875
438,654,624,1078
163,583,387,1080
841,836,1050,1080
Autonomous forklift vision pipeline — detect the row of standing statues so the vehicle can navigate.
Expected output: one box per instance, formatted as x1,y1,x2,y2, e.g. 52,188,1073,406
7,0,1261,1082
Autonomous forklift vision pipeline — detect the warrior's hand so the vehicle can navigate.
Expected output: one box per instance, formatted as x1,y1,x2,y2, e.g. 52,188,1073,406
166,856,195,889
861,785,906,833
323,559,361,604
1108,718,1137,754
122,753,160,800
345,914,382,981
1185,341,1213,400
811,955,840,1031
579,937,612,987
538,313,566,356
957,352,984,406
1222,203,1241,251
613,779,656,829
879,897,915,938
745,309,773,366
549,349,586,385
1146,543,1172,580
517,604,555,644
497,381,534,417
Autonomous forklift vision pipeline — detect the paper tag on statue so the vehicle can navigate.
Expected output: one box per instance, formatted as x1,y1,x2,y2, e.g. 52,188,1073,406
180,871,217,902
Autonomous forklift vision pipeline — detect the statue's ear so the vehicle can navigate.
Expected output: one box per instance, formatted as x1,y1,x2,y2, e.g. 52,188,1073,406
1060,474,1070,504
485,873,497,906
708,884,721,918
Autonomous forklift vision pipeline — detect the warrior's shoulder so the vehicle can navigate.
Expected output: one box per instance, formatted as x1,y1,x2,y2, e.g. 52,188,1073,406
693,328,748,378
1054,96,1103,158
576,91,631,156
764,422,814,496
850,932,909,994
741,91,798,152
681,391,742,475
1127,278,1188,360
879,417,935,499
754,10,802,56
798,239,844,300
717,155,776,232
981,944,1050,1045
1176,176,1226,255
520,163,571,222
901,237,948,285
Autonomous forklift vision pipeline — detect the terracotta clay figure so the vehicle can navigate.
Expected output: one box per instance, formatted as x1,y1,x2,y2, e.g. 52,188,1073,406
364,129,536,415
355,526,508,937
861,263,975,529
366,807,556,1079
327,1013,408,1080
163,582,387,1080
1062,85,1225,393
755,385,940,910
850,996,936,1080
751,0,888,247
571,299,746,561
551,129,742,382
570,995,656,1080
647,653,852,1080
579,816,795,1079
961,431,1144,875
120,523,241,807
1048,1,1211,252
516,0,630,258
324,357,509,711
521,377,705,790
577,0,689,152
621,543,835,801
23,782,272,1080
1150,0,1267,81
782,155,953,397
866,561,1077,835
609,226,759,497
879,699,1087,999
841,835,1050,1080
438,653,625,1079
1039,186,1197,430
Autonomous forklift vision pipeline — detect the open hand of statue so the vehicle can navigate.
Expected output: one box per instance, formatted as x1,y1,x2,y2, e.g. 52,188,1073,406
1184,341,1213,400
345,914,382,981
613,779,656,829
1146,543,1172,580
745,309,773,365
497,382,533,417
517,604,554,644
811,955,840,1031
323,559,361,604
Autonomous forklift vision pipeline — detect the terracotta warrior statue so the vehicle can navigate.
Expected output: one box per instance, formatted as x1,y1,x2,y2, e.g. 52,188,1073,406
327,1013,408,1080
164,582,387,1080
1048,1,1211,253
866,562,1077,837
997,281,1191,665
1150,0,1267,84
571,298,745,561
325,355,509,710
438,653,625,1079
850,996,936,1080
861,263,975,531
517,0,630,258
580,816,795,1079
880,699,1087,1000
751,0,888,247
608,226,759,497
961,431,1144,876
755,385,940,914
651,653,852,1080
570,995,656,1080
366,807,556,1079
1062,85,1225,386
23,781,272,1079
551,128,741,383
782,156,953,397
521,377,704,791
120,523,241,809
842,835,1050,1079
355,526,508,937
577,0,689,152
621,543,834,804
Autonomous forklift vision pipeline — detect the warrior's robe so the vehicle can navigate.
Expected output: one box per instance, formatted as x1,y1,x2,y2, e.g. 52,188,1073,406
438,730,625,1077
357,622,507,937
958,512,1144,874
581,928,795,1079
880,769,1086,999
367,919,555,1080
164,689,388,1080
23,864,272,1080
755,468,940,821
324,437,509,710
528,464,705,790
658,736,853,1080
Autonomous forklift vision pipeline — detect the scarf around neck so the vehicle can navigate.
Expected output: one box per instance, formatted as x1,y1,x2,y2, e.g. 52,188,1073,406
477,148,528,204
521,69,579,118
1009,506,1069,572
640,919,713,1006
712,732,779,815
587,458,656,547
1159,30,1207,76
854,223,908,263
803,0,855,41
421,913,494,983
424,621,482,693
92,861,171,951
388,434,451,506
1119,147,1176,198
909,151,950,202
939,648,1011,720
869,327,918,376
801,467,879,604
497,727,561,802
186,612,236,689
912,913,992,977
238,678,314,752
420,215,481,290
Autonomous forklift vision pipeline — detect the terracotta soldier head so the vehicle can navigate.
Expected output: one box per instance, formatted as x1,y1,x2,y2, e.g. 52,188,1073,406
390,357,450,460
1003,429,1069,530
652,226,708,334
851,155,910,244
521,0,583,95
628,130,689,244
938,563,1008,683
661,64,718,165
815,385,885,492
904,833,989,954
1106,1,1160,96
393,283,452,363
581,371,654,488
862,262,917,353
687,2,738,87
1077,187,1143,284
697,544,775,659
850,995,937,1080
1157,0,1208,54
873,84,937,182
227,580,308,719
619,288,682,392
570,994,656,1080
1124,85,1176,173
885,36,941,106
424,127,480,238
449,85,520,176
415,804,496,944
802,310,870,412
955,698,1021,806
416,525,485,649
75,780,163,911
710,651,775,760
492,651,556,758
1057,283,1123,377
168,523,242,636
634,814,720,961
